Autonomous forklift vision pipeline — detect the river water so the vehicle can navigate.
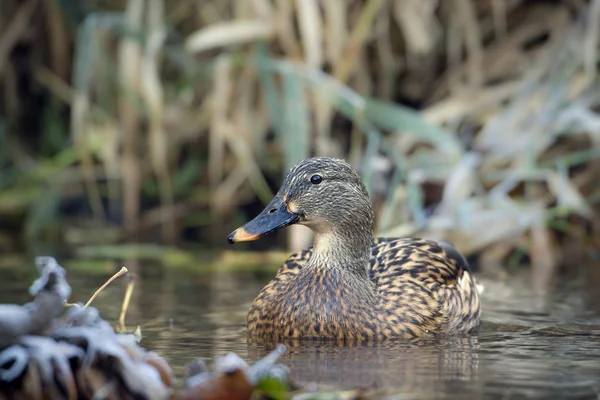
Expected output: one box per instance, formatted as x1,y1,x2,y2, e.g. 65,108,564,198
1,258,600,399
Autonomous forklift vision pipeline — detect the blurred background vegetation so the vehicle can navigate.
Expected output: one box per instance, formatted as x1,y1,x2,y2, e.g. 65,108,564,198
0,0,599,279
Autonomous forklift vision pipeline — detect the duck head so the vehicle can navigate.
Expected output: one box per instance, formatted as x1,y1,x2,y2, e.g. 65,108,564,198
228,157,374,245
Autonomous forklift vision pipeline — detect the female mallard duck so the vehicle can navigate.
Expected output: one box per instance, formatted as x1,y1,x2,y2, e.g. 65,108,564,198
228,157,481,340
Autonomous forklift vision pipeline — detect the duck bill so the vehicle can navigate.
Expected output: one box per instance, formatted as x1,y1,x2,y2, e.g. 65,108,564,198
228,196,300,244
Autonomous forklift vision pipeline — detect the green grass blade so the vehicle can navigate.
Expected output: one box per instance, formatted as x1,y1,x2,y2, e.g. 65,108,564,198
254,43,284,143
281,69,310,170
364,98,463,159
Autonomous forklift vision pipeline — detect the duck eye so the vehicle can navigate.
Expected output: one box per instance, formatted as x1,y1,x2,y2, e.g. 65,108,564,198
310,174,323,185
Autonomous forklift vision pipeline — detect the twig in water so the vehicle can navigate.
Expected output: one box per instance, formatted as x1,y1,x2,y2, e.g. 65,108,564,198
118,272,137,330
84,267,128,308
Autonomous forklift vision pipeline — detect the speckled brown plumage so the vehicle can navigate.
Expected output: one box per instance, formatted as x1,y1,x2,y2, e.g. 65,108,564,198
247,237,481,340
230,157,482,341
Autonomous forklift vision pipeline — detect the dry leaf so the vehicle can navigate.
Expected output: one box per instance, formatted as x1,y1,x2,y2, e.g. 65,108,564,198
185,20,274,53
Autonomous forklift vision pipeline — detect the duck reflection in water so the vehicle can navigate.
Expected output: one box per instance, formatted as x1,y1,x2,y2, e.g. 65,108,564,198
246,336,480,395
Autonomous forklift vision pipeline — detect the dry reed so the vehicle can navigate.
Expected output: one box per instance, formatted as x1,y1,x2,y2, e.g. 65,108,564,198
0,0,598,275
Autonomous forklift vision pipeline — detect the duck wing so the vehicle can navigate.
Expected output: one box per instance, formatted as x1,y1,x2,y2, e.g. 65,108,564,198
369,238,481,337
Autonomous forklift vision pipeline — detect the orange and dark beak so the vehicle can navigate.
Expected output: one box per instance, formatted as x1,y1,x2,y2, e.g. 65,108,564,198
228,196,300,244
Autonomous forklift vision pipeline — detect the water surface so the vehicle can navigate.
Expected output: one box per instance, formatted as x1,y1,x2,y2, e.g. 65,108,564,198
2,259,600,399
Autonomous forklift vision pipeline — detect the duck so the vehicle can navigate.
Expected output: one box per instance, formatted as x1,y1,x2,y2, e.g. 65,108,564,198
228,157,481,340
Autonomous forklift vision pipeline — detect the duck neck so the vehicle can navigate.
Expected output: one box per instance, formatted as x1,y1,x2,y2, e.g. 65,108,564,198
308,228,373,279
